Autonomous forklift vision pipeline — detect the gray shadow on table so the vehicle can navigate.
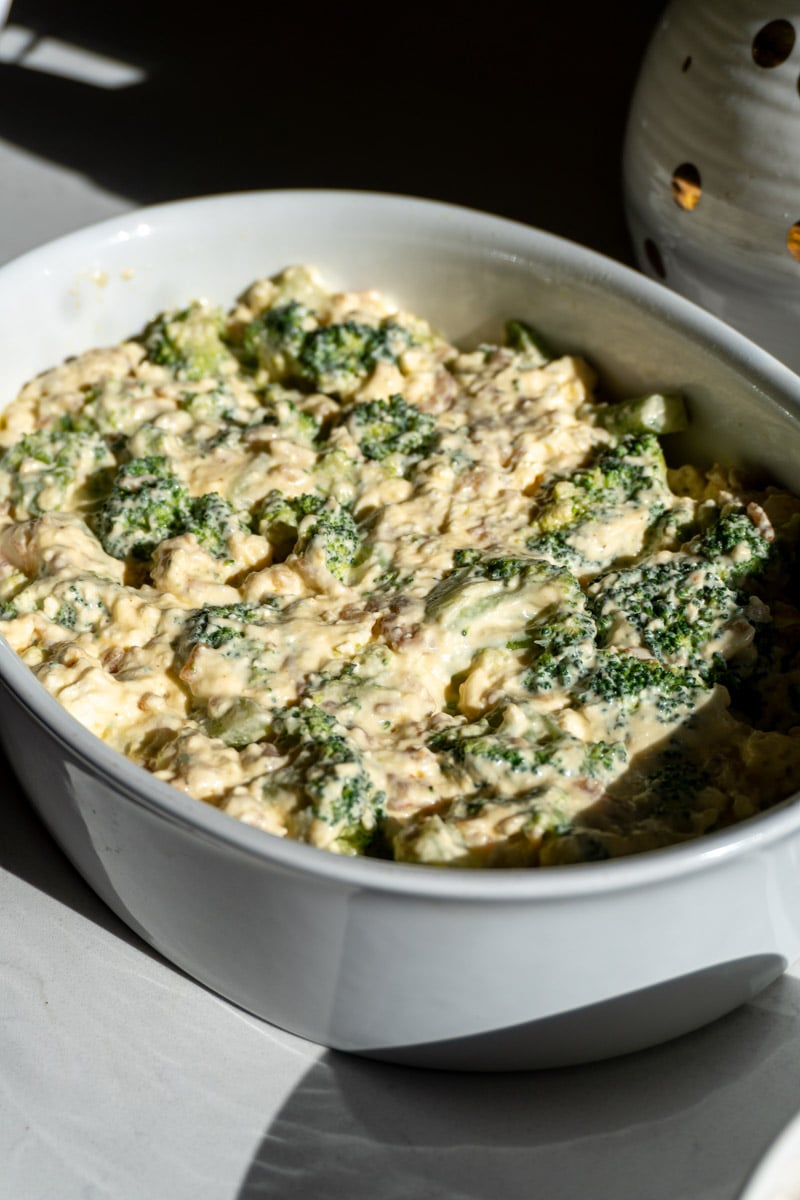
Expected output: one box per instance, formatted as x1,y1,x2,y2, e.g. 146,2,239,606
235,975,800,1200
0,744,177,962
0,0,664,262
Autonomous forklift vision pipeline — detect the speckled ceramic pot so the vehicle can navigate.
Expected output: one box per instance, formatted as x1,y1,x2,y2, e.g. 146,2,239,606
624,1,800,371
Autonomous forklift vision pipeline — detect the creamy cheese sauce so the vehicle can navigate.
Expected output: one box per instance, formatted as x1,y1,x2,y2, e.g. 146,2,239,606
2,265,800,866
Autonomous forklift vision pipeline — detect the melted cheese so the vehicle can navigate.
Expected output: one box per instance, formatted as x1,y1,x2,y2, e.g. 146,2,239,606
1,265,800,866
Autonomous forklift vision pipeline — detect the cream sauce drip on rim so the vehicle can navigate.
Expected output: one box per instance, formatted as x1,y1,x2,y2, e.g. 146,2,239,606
1,264,800,866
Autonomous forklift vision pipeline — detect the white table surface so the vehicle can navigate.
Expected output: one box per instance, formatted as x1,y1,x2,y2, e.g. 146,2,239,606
4,8,800,1198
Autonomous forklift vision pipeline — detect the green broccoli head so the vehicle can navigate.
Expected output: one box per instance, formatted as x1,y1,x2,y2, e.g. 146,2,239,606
297,506,361,582
297,319,413,396
255,489,326,557
580,650,707,720
349,393,438,464
257,387,321,446
0,428,116,518
268,704,386,854
142,303,233,381
184,492,249,559
535,434,669,534
94,456,190,561
689,507,773,584
522,608,597,693
241,301,312,379
425,554,581,631
504,318,554,365
589,555,740,680
175,600,280,665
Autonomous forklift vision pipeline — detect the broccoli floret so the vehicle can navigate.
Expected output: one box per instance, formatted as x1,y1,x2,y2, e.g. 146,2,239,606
534,435,668,535
254,489,326,557
429,704,587,799
312,444,360,504
95,457,249,562
142,303,233,381
297,507,361,582
0,600,17,620
267,704,386,854
595,392,688,437
257,387,321,445
94,456,190,560
645,748,712,819
580,650,707,720
349,394,438,464
581,740,628,777
589,555,740,680
205,697,273,748
0,428,116,518
297,319,413,395
522,608,597,693
177,600,279,653
504,318,554,365
526,435,671,575
690,507,773,584
178,385,237,424
185,492,248,559
425,555,581,631
452,547,483,568
241,300,311,377
430,723,560,776
51,581,109,633
240,304,415,397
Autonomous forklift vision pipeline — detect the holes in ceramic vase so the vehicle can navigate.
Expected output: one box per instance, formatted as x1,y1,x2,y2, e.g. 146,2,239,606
671,163,702,211
752,19,795,68
681,55,692,73
787,222,800,260
644,238,666,278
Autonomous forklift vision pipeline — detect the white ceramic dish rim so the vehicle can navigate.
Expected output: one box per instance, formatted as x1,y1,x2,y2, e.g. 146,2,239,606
3,187,800,903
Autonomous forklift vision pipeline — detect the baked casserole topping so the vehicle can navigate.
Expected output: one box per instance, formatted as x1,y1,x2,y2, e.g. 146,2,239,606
2,265,800,866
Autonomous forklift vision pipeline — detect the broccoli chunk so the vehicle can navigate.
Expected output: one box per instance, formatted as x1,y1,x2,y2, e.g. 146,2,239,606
296,506,361,582
51,580,110,634
267,704,386,854
0,428,116,518
522,608,597,693
297,319,413,396
526,434,671,575
254,490,326,558
349,393,438,464
185,492,249,559
177,600,280,656
142,302,233,381
504,318,554,365
689,506,773,584
588,555,741,681
595,393,688,437
205,696,273,748
579,650,707,720
241,300,312,378
535,435,668,532
257,386,321,445
425,555,581,637
95,457,249,562
94,456,190,561
429,710,566,786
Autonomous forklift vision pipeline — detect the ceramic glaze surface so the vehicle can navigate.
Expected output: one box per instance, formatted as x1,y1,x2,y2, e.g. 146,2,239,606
624,1,800,371
3,191,800,1069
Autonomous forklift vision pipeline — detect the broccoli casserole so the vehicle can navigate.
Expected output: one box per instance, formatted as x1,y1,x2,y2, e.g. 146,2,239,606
1,265,800,867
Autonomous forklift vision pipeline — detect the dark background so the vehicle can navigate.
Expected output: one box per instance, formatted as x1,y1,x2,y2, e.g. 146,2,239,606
0,0,666,262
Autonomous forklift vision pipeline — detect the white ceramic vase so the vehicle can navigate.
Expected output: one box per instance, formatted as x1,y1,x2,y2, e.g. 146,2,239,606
624,1,800,371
